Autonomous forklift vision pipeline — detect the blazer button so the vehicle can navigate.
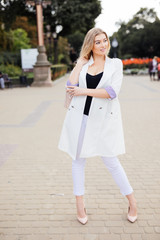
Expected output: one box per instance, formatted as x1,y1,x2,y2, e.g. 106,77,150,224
71,105,74,108
99,107,102,109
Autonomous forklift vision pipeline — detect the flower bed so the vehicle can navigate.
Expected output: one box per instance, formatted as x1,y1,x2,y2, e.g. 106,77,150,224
122,57,160,75
122,57,160,69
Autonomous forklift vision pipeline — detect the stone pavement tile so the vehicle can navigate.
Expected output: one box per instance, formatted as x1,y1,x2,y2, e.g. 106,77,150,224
109,215,123,221
120,234,132,240
84,234,98,240
144,227,155,233
142,234,160,240
3,235,63,240
61,235,85,240
148,220,160,227
109,227,124,234
0,221,18,228
154,227,160,233
155,209,160,214
137,220,149,227
105,221,124,227
89,215,109,221
154,214,160,221
138,214,154,221
98,234,121,240
131,234,143,240
0,235,18,240
89,221,105,227
124,226,144,234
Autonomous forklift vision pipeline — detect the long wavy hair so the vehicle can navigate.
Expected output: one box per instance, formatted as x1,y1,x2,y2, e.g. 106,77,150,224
79,28,110,60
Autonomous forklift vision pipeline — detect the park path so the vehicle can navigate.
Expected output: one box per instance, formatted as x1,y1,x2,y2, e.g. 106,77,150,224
0,74,160,240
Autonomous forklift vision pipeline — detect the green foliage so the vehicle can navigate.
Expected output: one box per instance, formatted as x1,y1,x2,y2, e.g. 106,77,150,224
0,52,21,66
0,0,36,31
0,27,31,54
113,8,160,58
0,64,21,77
12,16,37,47
57,36,70,64
123,63,149,69
1,0,102,68
67,31,85,55
10,28,31,51
0,27,12,51
43,0,101,36
51,64,68,80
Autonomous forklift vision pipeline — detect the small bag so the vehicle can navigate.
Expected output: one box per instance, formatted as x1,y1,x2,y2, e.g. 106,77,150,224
64,87,73,109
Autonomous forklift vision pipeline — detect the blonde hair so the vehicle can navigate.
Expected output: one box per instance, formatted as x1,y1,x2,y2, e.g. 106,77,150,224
80,28,110,59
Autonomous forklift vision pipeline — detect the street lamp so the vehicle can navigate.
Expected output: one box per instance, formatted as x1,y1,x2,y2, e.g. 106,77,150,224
35,0,44,46
112,37,118,58
45,25,52,62
26,0,53,87
53,32,58,64
53,25,63,64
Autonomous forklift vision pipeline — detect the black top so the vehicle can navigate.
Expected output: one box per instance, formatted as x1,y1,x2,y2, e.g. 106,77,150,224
83,72,103,116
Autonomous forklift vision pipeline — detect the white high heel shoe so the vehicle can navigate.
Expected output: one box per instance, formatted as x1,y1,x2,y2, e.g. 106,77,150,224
77,208,88,225
127,206,138,223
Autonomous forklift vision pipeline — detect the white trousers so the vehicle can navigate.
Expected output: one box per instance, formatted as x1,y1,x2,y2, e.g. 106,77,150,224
72,115,133,196
0,78,5,89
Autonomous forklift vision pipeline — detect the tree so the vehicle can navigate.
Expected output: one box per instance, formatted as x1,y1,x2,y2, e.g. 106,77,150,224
12,16,37,47
43,0,101,35
113,8,160,58
10,28,31,51
58,36,70,64
67,31,85,54
0,0,101,63
43,0,101,53
43,0,102,61
1,0,101,40
0,0,36,31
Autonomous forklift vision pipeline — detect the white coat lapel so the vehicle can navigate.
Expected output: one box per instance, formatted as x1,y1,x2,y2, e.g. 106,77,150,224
80,56,112,88
80,56,94,87
80,65,87,87
96,56,112,89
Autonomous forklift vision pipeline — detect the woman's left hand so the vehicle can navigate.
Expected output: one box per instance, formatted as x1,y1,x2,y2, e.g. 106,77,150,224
66,86,86,96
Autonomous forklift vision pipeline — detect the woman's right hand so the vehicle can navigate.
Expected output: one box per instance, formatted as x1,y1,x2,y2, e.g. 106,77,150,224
68,57,88,85
76,57,88,68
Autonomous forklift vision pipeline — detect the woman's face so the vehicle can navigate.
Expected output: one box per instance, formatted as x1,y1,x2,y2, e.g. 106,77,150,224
92,33,109,56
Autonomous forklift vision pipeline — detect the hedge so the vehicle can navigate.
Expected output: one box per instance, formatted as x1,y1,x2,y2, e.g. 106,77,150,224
1,63,68,87
51,64,68,80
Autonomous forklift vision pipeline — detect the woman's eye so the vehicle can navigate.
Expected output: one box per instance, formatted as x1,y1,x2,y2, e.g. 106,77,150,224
96,42,100,44
104,39,107,42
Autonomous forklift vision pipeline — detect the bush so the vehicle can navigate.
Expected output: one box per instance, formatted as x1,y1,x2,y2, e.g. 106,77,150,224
123,63,149,69
0,51,21,66
51,64,68,80
0,64,21,77
0,63,68,81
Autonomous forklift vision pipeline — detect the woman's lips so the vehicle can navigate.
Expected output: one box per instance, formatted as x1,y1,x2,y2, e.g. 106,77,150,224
100,48,106,52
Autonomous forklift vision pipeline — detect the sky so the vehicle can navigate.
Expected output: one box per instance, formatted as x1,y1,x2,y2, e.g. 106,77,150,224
95,0,160,36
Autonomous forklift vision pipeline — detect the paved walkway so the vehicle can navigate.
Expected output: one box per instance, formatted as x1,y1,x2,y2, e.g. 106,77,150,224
0,74,160,240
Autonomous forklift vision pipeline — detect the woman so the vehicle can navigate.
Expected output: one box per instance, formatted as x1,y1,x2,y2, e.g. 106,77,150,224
58,28,137,225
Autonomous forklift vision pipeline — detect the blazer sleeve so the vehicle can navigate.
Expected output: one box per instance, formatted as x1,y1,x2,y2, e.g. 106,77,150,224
110,58,123,97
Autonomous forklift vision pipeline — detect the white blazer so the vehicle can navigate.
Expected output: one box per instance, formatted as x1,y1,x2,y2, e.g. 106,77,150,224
58,56,125,159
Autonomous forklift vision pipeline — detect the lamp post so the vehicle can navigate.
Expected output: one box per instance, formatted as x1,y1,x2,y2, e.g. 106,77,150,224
26,0,53,87
45,25,52,62
53,32,58,64
112,37,118,58
36,0,44,46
